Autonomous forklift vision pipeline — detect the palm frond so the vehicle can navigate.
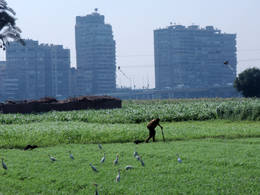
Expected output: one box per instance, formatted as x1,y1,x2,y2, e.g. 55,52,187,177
0,1,24,49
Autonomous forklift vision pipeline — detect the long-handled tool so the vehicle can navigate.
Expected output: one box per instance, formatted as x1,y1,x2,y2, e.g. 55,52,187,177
161,127,165,142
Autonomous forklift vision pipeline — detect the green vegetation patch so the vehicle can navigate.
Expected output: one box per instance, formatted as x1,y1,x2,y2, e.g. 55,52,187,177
0,139,259,194
0,120,259,149
0,98,259,125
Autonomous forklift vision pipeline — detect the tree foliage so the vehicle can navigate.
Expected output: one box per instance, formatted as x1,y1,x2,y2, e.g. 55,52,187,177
0,0,25,50
234,67,260,97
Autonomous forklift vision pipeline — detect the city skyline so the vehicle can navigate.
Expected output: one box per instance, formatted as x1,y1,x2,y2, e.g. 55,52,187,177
1,0,260,88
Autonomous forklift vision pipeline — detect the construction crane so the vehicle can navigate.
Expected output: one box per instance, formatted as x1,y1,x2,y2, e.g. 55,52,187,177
117,66,135,89
224,60,235,75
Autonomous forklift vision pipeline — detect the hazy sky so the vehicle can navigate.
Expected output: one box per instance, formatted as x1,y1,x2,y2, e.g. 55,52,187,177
2,0,260,88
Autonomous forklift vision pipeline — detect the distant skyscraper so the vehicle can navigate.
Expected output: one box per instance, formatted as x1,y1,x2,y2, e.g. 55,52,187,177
6,40,45,100
49,45,70,99
154,25,237,89
5,40,70,100
75,9,116,94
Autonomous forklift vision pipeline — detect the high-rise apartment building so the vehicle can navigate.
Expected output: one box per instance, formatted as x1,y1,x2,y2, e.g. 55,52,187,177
6,40,46,100
49,45,70,99
75,9,116,94
154,25,237,89
5,40,70,100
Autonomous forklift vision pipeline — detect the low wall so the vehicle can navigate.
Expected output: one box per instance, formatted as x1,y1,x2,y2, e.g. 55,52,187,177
0,96,122,114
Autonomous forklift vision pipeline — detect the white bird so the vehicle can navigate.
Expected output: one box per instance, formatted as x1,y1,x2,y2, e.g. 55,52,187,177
125,165,134,170
98,144,102,150
116,170,120,182
100,153,105,163
69,151,74,160
1,158,7,170
48,155,56,162
93,183,99,195
176,154,182,163
89,163,98,172
135,155,140,161
133,148,138,157
139,156,145,167
113,154,119,165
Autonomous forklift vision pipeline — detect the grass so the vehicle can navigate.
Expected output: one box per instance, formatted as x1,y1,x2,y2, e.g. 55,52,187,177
0,120,260,149
0,98,260,194
0,98,259,125
0,139,260,194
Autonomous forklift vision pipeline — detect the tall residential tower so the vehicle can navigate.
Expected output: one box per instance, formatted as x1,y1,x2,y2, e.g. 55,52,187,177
5,40,70,100
75,9,116,94
154,25,237,89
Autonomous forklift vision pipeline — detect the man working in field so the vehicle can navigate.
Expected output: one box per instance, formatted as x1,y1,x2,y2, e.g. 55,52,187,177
145,118,163,143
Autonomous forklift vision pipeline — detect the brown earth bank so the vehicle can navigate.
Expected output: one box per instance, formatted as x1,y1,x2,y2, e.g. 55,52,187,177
0,96,122,114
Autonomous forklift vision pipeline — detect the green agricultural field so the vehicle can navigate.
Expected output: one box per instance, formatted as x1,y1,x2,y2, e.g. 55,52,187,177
0,98,260,194
0,98,259,125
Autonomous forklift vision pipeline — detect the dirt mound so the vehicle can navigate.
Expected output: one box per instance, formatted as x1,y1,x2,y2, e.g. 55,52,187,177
0,96,121,114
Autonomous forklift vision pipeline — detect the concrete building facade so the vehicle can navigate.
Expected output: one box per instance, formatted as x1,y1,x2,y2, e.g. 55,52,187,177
5,40,45,100
49,45,70,99
75,9,116,95
154,25,237,90
3,40,70,101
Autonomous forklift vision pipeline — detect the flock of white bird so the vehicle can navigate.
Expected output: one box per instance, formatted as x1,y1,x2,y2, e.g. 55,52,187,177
1,144,182,194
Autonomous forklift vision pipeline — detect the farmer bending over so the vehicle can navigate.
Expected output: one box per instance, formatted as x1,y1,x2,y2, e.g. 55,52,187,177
145,118,163,143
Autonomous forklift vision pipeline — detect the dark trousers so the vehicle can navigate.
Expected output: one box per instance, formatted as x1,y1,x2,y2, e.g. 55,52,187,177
145,128,156,143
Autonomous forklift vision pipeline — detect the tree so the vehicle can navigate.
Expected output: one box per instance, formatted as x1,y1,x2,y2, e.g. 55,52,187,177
234,67,260,97
0,0,25,50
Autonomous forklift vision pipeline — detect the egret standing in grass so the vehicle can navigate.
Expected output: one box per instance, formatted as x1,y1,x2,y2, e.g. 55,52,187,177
139,156,145,167
48,155,56,162
135,155,140,161
1,158,7,170
93,183,99,195
69,151,74,160
90,163,98,172
176,154,182,163
116,169,120,182
98,144,102,150
133,147,138,157
113,154,119,165
100,153,105,163
125,165,134,170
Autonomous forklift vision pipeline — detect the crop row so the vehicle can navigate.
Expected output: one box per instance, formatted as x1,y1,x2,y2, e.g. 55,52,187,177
0,98,259,125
